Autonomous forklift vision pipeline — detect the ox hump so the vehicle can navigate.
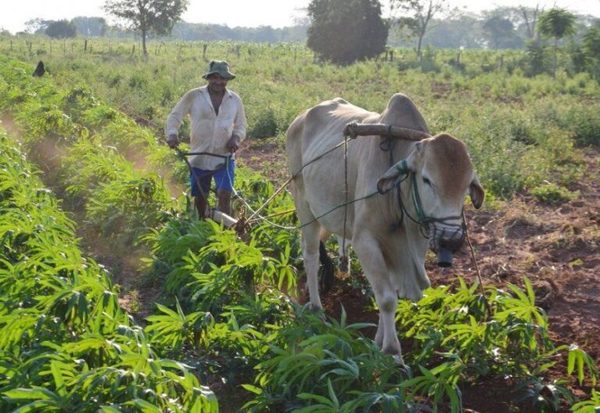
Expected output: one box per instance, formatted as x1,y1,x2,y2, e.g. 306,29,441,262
380,93,429,133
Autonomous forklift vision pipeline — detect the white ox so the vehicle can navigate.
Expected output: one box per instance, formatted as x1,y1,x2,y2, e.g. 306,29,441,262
286,93,484,356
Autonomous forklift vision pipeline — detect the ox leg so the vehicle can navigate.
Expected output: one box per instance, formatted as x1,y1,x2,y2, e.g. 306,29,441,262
354,236,402,356
302,223,323,310
373,288,401,356
375,311,384,347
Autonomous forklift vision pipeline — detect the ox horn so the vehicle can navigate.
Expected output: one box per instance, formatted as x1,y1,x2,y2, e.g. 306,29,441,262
344,122,431,141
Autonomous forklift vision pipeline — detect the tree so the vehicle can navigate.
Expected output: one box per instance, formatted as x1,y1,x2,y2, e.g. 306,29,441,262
307,0,388,65
71,17,108,37
582,26,600,79
428,15,483,48
104,0,188,56
482,6,542,44
537,8,576,77
390,0,454,61
45,20,77,38
523,41,550,77
388,14,484,49
519,5,541,41
583,27,600,59
482,16,522,49
25,18,49,34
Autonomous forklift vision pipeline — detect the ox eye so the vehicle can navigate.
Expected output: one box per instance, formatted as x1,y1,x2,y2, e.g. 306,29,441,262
423,177,432,186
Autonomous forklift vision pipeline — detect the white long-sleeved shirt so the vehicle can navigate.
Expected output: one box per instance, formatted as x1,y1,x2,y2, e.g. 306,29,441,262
165,85,247,170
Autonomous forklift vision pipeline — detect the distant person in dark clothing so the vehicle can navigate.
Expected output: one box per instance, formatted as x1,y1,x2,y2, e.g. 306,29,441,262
32,61,45,77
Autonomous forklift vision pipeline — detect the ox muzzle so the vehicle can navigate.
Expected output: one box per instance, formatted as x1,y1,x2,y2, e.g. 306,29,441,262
429,223,466,267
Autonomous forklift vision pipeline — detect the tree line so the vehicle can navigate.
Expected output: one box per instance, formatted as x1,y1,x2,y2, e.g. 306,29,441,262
14,0,600,73
22,17,306,45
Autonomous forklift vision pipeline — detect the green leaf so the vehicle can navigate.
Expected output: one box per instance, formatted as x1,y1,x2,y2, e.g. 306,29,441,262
11,400,60,413
327,378,339,408
3,387,56,401
241,384,262,395
125,399,162,412
100,407,122,413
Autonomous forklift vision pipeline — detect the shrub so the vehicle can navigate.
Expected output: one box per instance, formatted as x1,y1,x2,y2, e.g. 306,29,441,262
531,182,578,204
523,42,551,77
560,105,600,146
249,107,279,138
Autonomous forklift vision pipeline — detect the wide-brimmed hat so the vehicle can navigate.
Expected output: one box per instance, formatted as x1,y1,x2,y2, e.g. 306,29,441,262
202,60,236,80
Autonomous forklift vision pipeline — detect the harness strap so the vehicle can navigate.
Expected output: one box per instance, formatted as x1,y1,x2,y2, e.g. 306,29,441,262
342,135,349,257
378,142,465,237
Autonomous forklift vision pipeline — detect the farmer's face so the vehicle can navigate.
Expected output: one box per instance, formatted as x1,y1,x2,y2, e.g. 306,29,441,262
207,74,228,94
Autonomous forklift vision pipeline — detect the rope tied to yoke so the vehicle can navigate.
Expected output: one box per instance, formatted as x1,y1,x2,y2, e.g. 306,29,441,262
238,122,430,230
172,123,488,313
342,132,350,259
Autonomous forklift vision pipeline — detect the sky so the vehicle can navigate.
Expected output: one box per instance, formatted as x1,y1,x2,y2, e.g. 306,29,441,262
0,0,599,34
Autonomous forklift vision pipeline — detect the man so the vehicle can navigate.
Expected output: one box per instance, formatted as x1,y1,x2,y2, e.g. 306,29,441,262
165,60,247,218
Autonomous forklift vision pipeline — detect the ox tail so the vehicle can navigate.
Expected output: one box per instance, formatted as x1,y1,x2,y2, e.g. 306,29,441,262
318,241,335,294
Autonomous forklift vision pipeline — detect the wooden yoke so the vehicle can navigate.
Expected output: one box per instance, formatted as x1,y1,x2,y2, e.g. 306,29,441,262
343,122,432,141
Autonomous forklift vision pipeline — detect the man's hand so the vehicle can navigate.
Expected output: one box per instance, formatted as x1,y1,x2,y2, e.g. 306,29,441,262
226,135,241,153
167,134,179,149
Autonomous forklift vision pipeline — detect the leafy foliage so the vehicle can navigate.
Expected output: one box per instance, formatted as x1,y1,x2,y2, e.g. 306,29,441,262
45,19,77,39
104,0,189,55
243,280,598,411
538,8,577,42
0,132,217,412
538,8,577,77
531,182,578,205
571,389,600,413
307,0,388,64
482,16,523,49
390,0,452,59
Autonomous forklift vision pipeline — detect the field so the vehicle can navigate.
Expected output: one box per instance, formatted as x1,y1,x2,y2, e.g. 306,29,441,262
0,37,599,412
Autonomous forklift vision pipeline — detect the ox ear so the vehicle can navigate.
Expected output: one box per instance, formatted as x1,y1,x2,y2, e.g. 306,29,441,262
377,158,413,194
469,176,485,209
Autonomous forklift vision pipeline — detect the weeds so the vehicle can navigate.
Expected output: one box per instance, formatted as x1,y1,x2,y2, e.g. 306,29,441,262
531,182,578,204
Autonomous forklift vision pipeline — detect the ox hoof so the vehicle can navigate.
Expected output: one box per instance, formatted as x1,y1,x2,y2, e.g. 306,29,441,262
303,302,324,313
382,346,402,355
392,354,408,369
